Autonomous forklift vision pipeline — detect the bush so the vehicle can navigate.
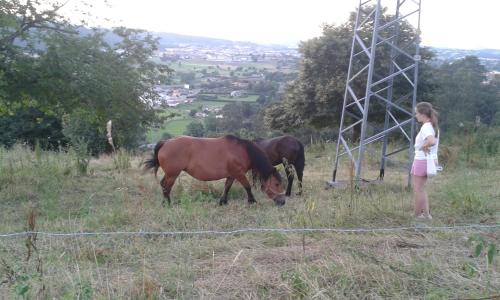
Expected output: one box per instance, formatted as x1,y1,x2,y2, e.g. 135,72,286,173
0,108,66,150
62,110,105,156
161,132,173,140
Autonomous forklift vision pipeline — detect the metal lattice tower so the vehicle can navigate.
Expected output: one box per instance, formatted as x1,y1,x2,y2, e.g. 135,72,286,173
331,0,422,186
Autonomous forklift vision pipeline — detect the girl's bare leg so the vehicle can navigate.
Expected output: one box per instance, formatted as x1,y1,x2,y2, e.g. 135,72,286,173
412,175,430,217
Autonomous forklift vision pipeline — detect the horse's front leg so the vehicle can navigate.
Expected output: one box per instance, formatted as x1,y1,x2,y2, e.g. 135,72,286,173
284,165,294,197
234,174,256,204
219,177,235,205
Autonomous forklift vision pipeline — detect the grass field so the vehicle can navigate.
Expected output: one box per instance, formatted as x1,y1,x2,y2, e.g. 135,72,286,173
160,59,281,72
148,118,194,141
151,58,284,79
147,96,258,142
0,142,498,298
212,95,259,102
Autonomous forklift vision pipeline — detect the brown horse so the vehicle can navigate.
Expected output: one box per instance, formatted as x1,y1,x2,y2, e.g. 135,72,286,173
143,135,286,206
254,135,305,196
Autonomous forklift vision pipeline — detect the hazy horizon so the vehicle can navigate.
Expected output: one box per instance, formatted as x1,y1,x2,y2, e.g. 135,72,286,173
61,0,500,50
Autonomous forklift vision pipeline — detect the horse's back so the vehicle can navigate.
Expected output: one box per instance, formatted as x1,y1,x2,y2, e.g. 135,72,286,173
277,136,304,163
161,135,235,161
277,135,302,151
257,135,303,165
158,135,249,181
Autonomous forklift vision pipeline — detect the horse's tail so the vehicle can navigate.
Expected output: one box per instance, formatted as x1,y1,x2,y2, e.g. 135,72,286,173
143,140,166,177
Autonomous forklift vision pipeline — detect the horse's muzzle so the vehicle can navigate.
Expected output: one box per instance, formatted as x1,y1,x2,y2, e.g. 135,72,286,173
274,194,286,206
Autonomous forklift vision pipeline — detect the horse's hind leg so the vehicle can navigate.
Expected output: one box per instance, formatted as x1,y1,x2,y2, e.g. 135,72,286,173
219,177,235,205
234,174,256,204
294,163,304,196
160,174,179,207
284,165,294,197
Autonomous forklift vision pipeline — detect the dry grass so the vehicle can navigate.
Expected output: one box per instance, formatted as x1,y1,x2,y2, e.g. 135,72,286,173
0,143,498,298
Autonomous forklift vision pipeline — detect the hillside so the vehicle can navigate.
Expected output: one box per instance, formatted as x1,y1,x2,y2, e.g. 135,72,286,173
0,142,498,298
76,27,291,50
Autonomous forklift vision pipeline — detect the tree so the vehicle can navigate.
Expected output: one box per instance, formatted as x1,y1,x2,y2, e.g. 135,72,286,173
34,28,170,152
264,8,434,132
0,1,173,152
218,102,256,132
204,115,218,134
184,121,205,137
0,0,75,55
179,71,196,84
1,0,76,110
433,56,499,129
189,109,198,117
1,0,77,147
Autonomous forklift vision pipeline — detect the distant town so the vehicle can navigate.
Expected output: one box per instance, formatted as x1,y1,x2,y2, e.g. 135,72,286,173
149,41,300,108
148,38,500,108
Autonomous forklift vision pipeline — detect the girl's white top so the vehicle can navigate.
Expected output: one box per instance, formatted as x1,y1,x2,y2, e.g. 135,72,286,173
414,122,439,160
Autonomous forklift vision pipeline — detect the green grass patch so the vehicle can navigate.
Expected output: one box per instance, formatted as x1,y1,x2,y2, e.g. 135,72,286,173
212,95,259,102
147,118,194,141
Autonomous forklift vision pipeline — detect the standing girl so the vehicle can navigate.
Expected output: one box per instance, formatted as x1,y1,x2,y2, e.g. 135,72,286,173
412,102,439,219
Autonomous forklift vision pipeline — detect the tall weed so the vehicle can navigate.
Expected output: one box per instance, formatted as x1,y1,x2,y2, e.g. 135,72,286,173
436,172,492,217
455,124,500,168
112,149,131,172
71,137,90,176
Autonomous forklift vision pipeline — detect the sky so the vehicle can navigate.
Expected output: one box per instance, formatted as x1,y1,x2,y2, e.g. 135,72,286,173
61,0,500,49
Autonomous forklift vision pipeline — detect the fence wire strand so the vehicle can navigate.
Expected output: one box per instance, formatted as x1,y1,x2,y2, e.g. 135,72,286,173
0,224,498,239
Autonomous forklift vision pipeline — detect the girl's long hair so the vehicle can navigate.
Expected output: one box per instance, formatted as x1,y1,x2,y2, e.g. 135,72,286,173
416,102,439,137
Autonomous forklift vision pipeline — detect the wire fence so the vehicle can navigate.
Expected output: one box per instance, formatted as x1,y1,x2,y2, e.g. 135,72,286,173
1,224,498,239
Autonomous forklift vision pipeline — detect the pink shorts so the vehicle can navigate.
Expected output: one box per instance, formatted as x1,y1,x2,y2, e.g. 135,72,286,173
411,159,437,177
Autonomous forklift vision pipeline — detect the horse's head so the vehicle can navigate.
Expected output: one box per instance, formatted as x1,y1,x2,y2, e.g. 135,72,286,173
261,168,286,206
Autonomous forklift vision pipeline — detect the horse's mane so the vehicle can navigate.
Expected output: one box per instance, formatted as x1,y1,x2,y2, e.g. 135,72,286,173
225,135,280,183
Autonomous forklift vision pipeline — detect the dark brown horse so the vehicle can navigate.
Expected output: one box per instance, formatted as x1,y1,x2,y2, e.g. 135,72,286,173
254,135,305,196
143,135,286,206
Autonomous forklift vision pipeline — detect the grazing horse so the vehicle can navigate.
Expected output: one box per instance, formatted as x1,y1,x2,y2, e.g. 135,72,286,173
143,135,286,206
254,135,305,196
